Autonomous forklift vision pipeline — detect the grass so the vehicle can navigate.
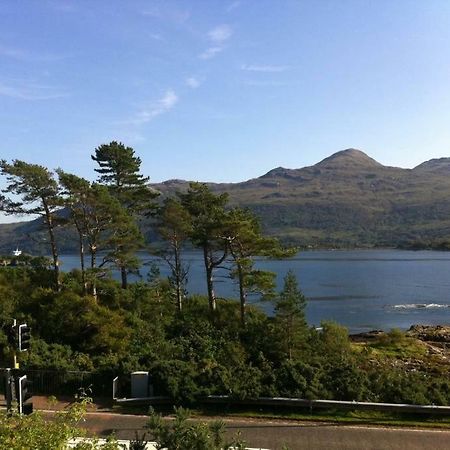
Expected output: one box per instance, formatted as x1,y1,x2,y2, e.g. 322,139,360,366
196,405,450,429
113,403,450,430
353,335,428,360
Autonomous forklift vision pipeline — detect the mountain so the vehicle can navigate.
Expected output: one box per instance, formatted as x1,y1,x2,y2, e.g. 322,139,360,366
413,157,450,174
316,148,383,169
3,148,450,252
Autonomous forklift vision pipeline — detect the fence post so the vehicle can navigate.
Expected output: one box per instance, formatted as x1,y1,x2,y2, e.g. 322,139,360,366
112,376,119,400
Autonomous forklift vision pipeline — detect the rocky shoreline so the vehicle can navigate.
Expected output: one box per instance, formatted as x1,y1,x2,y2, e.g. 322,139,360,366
350,325,450,343
406,324,450,343
350,325,450,368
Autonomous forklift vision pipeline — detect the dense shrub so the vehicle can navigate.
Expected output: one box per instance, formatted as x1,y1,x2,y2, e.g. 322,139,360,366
2,266,449,407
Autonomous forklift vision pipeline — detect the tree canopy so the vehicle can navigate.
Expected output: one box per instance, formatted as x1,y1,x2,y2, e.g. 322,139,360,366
0,160,62,289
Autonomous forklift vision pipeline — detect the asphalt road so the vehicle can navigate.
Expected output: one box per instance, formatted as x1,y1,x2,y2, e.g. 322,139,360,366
58,411,450,450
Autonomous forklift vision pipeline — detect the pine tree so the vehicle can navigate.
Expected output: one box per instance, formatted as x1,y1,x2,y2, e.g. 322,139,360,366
223,208,284,326
103,207,144,290
178,182,229,312
274,270,308,359
155,198,192,312
57,170,91,294
57,171,133,296
91,141,157,288
0,160,62,290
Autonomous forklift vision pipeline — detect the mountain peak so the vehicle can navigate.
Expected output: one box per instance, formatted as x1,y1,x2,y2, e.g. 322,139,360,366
316,149,383,169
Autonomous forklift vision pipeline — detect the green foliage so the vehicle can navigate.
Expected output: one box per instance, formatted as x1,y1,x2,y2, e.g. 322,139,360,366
320,358,370,401
368,368,430,404
146,407,246,450
316,321,351,359
20,338,94,371
155,198,191,311
179,182,229,311
274,360,323,399
1,252,449,408
91,141,154,214
224,207,282,325
0,399,122,450
129,431,149,450
0,159,62,288
0,160,60,216
92,142,157,289
273,270,308,359
369,329,427,359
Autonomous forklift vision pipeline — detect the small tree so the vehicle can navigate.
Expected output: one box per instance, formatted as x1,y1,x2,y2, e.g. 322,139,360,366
0,160,62,290
155,198,191,312
274,270,308,359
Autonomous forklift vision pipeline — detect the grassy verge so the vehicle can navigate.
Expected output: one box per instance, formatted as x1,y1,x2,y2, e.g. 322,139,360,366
197,405,450,429
113,403,450,429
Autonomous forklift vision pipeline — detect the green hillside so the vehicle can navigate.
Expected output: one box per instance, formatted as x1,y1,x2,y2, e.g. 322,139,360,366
3,149,450,253
154,149,450,248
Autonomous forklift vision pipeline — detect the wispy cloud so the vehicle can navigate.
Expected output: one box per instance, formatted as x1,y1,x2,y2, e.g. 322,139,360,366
126,90,179,125
149,33,164,41
199,46,223,60
199,24,233,60
241,64,289,73
186,77,201,89
208,25,233,43
0,80,68,100
244,80,293,87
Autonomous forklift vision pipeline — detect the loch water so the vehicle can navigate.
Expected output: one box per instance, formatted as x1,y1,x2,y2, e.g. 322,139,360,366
59,249,450,333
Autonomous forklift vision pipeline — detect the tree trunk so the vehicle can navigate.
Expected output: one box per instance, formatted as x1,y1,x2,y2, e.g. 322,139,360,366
237,264,246,326
89,244,97,300
120,265,128,289
73,218,87,295
203,247,216,312
174,241,182,312
78,232,87,295
42,199,61,291
90,246,96,269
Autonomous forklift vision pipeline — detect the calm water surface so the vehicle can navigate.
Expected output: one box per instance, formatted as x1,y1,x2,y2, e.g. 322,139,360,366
60,250,450,333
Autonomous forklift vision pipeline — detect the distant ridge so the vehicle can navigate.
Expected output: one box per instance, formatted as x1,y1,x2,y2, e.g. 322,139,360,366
260,166,297,179
3,148,450,251
413,157,450,174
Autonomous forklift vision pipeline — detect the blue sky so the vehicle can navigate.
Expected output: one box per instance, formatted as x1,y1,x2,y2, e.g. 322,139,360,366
2,1,450,196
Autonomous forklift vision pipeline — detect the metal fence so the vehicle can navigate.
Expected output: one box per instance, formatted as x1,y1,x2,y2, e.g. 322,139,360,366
0,369,117,398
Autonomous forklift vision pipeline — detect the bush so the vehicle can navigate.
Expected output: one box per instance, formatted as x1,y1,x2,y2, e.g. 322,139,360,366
0,399,122,449
146,407,246,450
